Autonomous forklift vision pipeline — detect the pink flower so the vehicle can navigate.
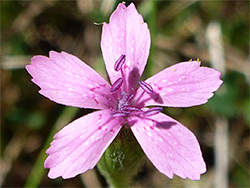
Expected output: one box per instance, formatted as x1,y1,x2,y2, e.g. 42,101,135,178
26,3,222,180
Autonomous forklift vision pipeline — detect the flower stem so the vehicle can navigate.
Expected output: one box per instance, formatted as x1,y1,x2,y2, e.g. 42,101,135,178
97,126,145,188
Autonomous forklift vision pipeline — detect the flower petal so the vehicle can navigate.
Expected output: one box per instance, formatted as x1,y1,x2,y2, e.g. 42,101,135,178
101,3,151,93
26,51,114,109
136,61,223,107
44,109,124,179
128,112,206,180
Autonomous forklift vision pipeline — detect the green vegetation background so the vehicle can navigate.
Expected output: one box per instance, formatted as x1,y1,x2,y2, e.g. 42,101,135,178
1,0,249,187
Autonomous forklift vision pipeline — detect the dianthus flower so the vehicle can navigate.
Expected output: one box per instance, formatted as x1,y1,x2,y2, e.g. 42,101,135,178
26,3,222,180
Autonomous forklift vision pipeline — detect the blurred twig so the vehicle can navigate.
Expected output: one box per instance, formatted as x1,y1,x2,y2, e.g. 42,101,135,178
156,34,249,79
0,56,31,70
158,0,198,24
229,121,249,173
11,1,54,34
214,118,229,188
100,0,116,16
80,169,102,188
77,0,94,14
24,107,79,188
206,22,226,75
206,21,228,188
0,130,27,186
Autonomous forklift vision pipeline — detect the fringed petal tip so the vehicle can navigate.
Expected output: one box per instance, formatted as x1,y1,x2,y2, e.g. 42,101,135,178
101,2,150,91
26,51,113,109
136,61,223,108
129,112,207,180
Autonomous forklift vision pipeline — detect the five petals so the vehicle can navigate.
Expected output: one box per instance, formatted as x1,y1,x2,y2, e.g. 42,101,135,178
25,2,223,181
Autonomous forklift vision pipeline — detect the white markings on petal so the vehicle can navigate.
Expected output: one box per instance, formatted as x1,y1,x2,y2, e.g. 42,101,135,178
82,93,87,97
158,137,163,142
167,153,173,159
147,132,152,137
65,71,72,75
108,46,113,52
167,88,173,92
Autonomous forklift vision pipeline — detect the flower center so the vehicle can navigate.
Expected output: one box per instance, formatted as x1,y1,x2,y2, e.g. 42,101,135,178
110,54,163,118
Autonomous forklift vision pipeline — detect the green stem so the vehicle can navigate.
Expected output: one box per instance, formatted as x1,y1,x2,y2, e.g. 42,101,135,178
97,126,145,188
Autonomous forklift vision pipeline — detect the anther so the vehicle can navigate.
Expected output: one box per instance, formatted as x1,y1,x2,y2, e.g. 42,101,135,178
114,54,126,71
139,81,154,94
110,78,123,92
126,94,135,104
143,107,163,116
111,111,129,117
121,106,141,112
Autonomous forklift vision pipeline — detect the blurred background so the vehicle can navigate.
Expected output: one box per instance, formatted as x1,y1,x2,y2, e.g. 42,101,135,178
1,0,249,187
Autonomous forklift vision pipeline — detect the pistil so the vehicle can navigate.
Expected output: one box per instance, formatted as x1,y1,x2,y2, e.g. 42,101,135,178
111,55,161,119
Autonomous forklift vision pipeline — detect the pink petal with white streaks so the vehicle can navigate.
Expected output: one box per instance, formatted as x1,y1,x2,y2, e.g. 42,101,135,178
26,51,114,109
128,112,206,180
136,61,223,107
44,109,124,179
101,3,151,93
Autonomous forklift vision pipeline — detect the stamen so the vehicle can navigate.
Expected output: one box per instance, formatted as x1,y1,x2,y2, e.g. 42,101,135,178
126,94,135,104
143,107,163,116
121,106,141,112
139,81,154,94
111,111,129,117
110,78,123,92
114,54,126,71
